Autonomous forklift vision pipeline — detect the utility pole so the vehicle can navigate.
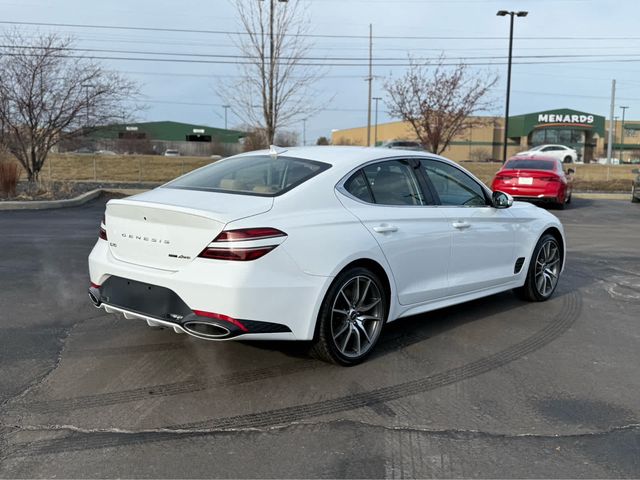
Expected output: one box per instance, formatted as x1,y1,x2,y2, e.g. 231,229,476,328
373,97,382,146
366,24,373,147
261,0,288,143
82,83,96,181
607,79,616,165
223,105,231,130
620,105,629,163
497,10,528,163
82,84,93,128
302,118,307,146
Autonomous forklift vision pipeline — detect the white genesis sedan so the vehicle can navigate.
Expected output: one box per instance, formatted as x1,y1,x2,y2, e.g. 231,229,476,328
88,146,566,365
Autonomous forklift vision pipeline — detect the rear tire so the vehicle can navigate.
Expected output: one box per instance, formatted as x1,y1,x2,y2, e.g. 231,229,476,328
564,156,572,163
310,267,388,366
514,234,561,302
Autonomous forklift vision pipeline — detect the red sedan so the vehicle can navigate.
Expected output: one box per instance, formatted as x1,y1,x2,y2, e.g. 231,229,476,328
491,156,574,209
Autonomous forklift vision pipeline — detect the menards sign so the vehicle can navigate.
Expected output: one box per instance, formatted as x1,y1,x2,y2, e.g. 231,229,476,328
507,109,605,137
537,113,595,126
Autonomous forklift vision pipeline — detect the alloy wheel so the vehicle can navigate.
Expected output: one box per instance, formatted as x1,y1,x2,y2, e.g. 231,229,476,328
534,239,561,297
330,275,384,359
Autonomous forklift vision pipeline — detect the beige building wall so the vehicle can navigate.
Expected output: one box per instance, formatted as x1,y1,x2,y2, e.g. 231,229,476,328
331,116,522,162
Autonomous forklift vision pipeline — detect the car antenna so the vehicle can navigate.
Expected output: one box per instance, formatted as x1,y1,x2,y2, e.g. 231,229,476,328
269,145,288,159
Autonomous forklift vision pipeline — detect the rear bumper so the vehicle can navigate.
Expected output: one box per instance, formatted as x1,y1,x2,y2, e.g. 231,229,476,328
88,277,293,340
88,239,331,340
493,184,564,203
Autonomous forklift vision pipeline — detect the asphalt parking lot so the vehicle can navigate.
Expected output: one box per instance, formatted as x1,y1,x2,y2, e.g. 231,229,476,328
0,197,639,478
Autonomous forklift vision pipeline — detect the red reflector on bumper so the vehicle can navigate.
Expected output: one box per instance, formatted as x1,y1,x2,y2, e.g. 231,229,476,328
193,310,248,332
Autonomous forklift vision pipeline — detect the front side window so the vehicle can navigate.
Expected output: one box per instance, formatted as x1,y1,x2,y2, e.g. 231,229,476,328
420,160,487,207
353,160,425,206
165,155,330,196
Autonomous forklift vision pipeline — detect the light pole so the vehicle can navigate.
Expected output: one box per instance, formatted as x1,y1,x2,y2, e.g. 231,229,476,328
302,118,307,146
82,83,95,128
373,97,382,146
497,10,528,163
620,105,629,162
223,105,231,130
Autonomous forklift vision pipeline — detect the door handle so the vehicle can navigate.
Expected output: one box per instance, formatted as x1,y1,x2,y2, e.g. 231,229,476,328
373,224,398,233
452,221,471,230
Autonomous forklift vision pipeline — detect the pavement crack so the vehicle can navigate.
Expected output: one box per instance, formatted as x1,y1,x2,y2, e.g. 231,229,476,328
0,313,99,413
2,418,640,460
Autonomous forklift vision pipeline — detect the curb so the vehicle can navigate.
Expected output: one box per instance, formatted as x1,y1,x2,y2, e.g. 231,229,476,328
573,192,630,200
0,188,148,211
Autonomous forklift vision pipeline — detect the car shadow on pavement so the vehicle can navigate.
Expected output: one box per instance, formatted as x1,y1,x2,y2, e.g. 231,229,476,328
241,282,583,363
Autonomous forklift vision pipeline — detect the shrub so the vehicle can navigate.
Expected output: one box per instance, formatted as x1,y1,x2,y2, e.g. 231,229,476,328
0,160,21,197
469,148,493,162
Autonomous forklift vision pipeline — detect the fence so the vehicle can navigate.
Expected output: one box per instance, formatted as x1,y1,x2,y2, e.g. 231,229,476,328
37,154,215,183
8,155,639,191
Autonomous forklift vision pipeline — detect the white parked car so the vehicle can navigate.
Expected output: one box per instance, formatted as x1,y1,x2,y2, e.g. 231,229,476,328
516,144,578,163
164,149,180,157
88,147,566,365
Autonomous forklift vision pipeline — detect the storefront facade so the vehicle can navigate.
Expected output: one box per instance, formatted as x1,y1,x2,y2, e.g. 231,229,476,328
508,109,605,162
331,107,638,163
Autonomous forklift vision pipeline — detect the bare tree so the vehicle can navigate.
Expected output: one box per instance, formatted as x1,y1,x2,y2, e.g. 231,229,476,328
0,31,139,182
385,57,498,155
219,0,321,145
274,129,299,147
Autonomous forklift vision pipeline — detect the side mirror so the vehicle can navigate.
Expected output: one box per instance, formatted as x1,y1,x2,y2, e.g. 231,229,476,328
492,191,513,209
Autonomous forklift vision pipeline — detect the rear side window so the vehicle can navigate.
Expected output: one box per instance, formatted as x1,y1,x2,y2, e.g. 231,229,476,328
505,160,555,170
361,160,425,206
165,155,330,196
344,170,374,203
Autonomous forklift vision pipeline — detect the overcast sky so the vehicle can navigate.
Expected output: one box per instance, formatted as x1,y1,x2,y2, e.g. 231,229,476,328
1,0,638,142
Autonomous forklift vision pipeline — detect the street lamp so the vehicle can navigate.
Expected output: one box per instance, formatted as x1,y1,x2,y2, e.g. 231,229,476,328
223,105,231,130
373,97,382,146
619,105,629,162
497,10,528,163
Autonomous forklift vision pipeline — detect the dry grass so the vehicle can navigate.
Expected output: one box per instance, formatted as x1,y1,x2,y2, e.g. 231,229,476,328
5,154,639,192
33,154,214,183
0,160,21,197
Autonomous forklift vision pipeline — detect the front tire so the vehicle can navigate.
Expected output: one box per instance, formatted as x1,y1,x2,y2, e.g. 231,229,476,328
632,185,640,203
310,267,388,366
514,234,562,302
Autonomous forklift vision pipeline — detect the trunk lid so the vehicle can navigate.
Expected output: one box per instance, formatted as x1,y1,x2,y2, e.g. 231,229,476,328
105,188,273,270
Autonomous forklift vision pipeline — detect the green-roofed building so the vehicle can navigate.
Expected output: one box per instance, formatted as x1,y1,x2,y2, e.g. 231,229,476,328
85,121,246,157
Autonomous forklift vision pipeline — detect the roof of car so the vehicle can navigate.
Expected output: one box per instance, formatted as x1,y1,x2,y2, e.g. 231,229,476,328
235,146,437,169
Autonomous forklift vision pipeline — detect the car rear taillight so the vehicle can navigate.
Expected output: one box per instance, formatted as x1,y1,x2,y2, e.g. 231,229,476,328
540,176,560,182
198,227,287,261
99,215,107,240
495,175,513,181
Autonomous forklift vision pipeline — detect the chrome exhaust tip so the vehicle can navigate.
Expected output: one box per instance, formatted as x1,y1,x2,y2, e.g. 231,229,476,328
182,321,230,339
88,290,101,308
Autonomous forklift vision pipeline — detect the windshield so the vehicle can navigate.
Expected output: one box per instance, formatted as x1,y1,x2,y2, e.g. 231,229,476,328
165,155,330,196
504,159,556,171
528,146,544,151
